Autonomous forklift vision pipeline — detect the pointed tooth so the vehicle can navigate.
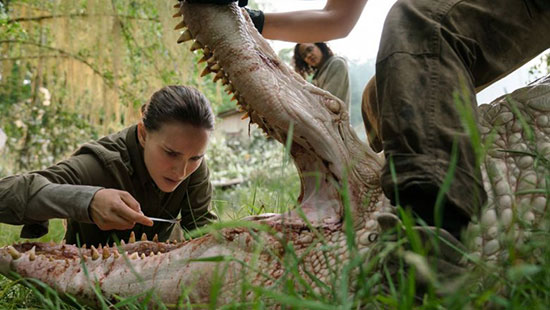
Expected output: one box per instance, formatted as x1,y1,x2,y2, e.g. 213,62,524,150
174,19,186,30
206,55,216,64
190,41,203,52
172,240,178,244
203,47,211,55
231,95,238,102
102,246,110,259
225,84,234,93
149,251,155,257
213,71,224,82
113,248,120,259
129,252,139,260
91,246,100,260
7,246,21,260
241,112,250,120
82,254,88,262
81,243,87,249
141,233,148,241
153,234,159,242
177,30,193,44
172,8,183,18
129,231,136,243
98,243,102,249
28,246,36,261
198,55,208,64
140,253,146,259
120,240,126,246
210,63,221,71
201,67,212,77
221,77,229,85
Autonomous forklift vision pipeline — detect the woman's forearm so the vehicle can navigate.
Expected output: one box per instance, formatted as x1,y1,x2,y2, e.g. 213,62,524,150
261,0,368,43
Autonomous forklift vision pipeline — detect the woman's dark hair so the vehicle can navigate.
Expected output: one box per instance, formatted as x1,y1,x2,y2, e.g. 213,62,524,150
293,42,334,78
141,85,215,131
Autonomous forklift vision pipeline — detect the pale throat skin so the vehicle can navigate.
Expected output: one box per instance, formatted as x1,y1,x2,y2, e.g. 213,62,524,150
298,43,325,68
137,121,209,193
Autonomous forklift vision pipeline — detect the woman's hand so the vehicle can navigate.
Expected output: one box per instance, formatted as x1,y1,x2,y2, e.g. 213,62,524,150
89,189,153,230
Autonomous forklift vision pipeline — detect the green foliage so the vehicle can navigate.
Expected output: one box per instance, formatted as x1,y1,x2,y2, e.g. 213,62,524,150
0,63,97,175
208,130,300,219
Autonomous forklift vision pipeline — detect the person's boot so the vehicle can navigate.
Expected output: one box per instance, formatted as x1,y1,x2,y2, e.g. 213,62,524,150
375,213,468,297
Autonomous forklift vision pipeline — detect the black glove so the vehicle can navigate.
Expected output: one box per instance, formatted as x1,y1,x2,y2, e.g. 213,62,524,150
185,0,248,7
245,7,264,34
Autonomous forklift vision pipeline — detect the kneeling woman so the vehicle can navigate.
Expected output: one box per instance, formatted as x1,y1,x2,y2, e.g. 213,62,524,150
0,85,216,247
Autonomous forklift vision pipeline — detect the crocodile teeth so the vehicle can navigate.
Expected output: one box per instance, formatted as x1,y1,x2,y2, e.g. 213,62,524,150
203,46,211,55
241,112,250,120
91,246,100,260
129,252,139,260
198,55,208,64
7,246,21,260
213,70,225,82
120,240,125,246
200,67,212,77
225,84,234,93
206,55,216,65
172,7,183,18
129,231,136,243
102,246,110,259
149,252,155,257
153,234,159,242
173,2,181,9
140,253,146,259
141,233,148,241
177,30,193,44
210,63,221,71
221,77,229,85
28,246,36,261
190,41,203,52
81,243,87,249
113,248,120,259
174,19,186,30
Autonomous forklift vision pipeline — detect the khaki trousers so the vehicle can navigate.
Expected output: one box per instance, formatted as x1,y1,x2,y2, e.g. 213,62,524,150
364,0,550,231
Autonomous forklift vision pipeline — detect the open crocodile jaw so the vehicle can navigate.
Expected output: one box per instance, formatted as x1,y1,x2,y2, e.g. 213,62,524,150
176,2,386,225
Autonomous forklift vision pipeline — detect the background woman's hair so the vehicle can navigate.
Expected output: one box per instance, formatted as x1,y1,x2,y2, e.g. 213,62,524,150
141,85,215,131
293,42,334,78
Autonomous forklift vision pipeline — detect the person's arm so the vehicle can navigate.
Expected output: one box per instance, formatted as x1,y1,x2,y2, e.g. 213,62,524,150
261,0,368,42
0,153,151,237
180,160,216,230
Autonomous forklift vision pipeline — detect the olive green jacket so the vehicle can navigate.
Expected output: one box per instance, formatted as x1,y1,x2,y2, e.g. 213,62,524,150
312,55,351,110
0,125,215,246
